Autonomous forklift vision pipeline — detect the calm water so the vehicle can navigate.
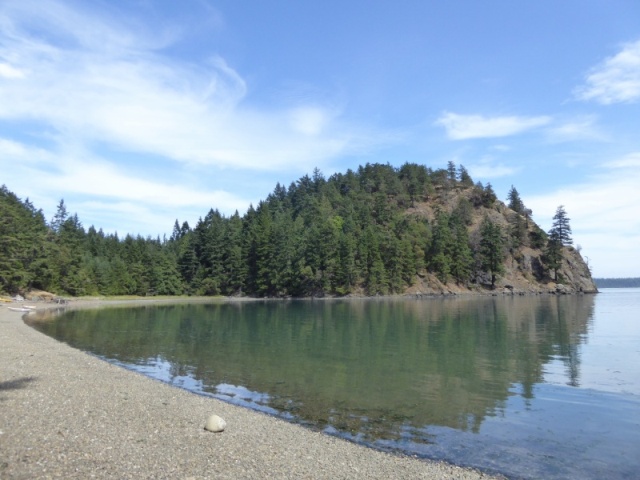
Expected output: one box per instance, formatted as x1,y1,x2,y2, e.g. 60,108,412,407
28,290,640,479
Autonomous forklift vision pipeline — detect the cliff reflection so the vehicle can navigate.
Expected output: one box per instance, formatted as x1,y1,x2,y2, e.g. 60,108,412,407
28,295,595,441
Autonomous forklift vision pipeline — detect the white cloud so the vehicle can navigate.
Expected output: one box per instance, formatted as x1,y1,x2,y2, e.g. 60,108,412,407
467,157,518,179
288,106,333,136
574,39,640,104
0,0,384,173
546,115,607,142
603,152,640,169
526,153,640,277
0,137,251,234
0,62,24,78
435,112,551,140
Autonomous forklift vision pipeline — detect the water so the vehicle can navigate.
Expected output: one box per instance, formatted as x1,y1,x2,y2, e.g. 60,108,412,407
28,290,640,479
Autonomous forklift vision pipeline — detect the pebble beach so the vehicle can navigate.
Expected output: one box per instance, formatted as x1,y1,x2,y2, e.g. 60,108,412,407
0,300,500,479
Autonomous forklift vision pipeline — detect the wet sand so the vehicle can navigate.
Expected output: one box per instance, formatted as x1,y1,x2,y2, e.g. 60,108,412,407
0,299,500,479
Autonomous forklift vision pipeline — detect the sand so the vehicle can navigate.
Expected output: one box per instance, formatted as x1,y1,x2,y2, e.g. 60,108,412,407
0,299,500,479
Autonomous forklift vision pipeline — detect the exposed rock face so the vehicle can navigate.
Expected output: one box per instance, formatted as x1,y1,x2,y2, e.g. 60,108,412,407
404,193,598,296
556,246,598,293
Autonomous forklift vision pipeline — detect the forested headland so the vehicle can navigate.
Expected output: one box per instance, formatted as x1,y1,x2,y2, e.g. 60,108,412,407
1,162,597,298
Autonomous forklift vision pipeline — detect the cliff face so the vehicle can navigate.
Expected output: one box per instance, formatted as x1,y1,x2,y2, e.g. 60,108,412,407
404,190,598,296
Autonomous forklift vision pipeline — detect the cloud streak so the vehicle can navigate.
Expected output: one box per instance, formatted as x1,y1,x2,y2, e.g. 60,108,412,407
0,0,384,174
435,112,551,140
574,39,640,104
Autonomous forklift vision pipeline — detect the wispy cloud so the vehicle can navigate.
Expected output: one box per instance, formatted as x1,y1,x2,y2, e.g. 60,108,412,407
0,137,251,234
545,115,607,142
466,156,519,180
435,112,551,140
0,0,384,174
574,39,640,105
0,62,24,78
526,152,640,277
0,0,398,235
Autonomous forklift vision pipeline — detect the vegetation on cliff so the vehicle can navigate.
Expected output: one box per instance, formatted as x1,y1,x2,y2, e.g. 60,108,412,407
0,162,596,297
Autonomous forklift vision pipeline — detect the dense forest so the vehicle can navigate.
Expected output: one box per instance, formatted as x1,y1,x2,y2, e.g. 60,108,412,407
1,162,590,298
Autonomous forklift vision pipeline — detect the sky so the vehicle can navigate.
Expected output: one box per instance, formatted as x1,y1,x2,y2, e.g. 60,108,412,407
1,0,639,278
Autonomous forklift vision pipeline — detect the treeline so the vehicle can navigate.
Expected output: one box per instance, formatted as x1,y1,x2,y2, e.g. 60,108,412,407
593,278,640,288
1,162,563,297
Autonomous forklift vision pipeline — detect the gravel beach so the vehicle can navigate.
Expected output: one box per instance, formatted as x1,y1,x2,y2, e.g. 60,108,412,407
0,300,500,479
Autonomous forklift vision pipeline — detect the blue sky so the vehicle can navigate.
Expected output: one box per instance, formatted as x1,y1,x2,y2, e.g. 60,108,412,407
1,0,639,277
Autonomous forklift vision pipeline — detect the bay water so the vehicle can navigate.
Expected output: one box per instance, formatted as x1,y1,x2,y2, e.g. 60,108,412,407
28,289,640,479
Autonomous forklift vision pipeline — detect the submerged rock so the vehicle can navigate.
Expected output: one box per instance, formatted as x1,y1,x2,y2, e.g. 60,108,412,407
204,414,226,433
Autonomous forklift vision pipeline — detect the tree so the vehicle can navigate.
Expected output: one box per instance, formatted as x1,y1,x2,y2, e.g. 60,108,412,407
50,199,68,233
509,213,528,249
545,229,563,281
550,205,572,246
428,213,453,283
479,217,504,289
449,221,473,285
457,164,474,187
447,161,457,183
507,186,525,214
482,183,497,208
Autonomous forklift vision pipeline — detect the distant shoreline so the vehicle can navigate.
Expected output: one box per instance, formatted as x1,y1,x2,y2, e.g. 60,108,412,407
593,277,640,288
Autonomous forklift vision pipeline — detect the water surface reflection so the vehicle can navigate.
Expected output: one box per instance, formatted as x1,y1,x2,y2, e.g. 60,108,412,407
28,294,640,479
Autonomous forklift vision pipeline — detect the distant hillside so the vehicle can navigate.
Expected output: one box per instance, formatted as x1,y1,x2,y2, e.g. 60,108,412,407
1,162,597,298
594,278,640,288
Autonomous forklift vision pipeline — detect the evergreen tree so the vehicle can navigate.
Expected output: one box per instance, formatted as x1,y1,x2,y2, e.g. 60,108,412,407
449,221,473,285
479,217,504,289
509,213,528,249
507,186,525,214
457,164,474,187
550,205,573,246
482,183,497,208
50,199,68,233
428,213,453,283
446,160,457,183
545,229,564,281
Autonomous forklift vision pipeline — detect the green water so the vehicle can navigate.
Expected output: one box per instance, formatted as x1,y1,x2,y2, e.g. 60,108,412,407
29,292,640,479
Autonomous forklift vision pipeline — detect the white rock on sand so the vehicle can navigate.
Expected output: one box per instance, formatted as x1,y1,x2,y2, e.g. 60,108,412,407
205,414,227,432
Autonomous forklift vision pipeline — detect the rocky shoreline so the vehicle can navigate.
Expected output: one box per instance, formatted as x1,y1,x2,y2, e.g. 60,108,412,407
0,299,502,479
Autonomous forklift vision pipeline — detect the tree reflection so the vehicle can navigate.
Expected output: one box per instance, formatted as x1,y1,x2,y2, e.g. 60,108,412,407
28,294,595,441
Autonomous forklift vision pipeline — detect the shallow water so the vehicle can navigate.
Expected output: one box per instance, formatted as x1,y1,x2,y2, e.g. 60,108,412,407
29,290,640,479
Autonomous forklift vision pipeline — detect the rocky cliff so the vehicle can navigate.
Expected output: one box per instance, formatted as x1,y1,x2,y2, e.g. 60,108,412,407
403,188,598,296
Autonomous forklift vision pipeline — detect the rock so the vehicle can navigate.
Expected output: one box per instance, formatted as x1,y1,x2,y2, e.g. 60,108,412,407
204,414,226,433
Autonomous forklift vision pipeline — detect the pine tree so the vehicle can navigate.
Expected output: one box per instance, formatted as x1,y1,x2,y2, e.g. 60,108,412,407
449,221,473,285
447,160,457,183
457,164,474,187
507,186,525,214
550,205,573,246
545,229,563,281
50,199,68,233
479,217,504,289
428,213,453,283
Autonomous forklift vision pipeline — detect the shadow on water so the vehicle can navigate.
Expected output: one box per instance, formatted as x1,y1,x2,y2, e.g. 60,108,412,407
26,294,640,479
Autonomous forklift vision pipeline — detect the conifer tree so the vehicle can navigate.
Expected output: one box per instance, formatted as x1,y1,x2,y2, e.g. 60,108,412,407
479,217,504,289
507,186,525,214
545,229,563,281
550,205,573,246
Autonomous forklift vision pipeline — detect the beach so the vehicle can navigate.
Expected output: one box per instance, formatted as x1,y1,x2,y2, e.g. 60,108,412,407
0,300,500,479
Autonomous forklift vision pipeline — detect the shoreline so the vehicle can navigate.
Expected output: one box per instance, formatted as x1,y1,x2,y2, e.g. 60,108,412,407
1,299,501,479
